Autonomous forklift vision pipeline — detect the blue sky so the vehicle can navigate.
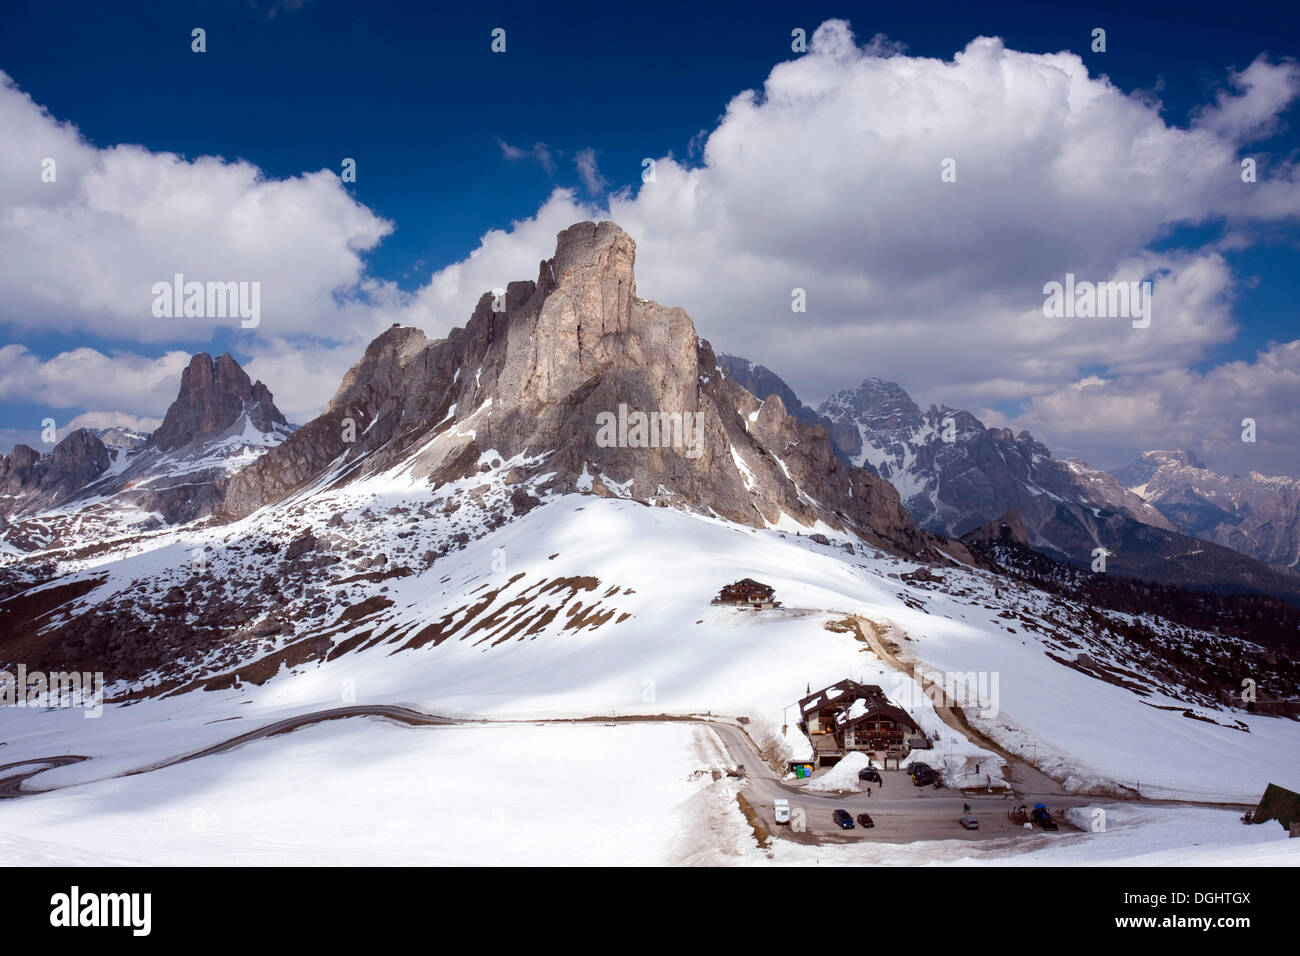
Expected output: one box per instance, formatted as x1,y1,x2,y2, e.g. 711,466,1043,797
1,0,1298,474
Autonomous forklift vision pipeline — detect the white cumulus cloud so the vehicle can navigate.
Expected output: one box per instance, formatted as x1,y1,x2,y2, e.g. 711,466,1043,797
0,70,392,344
5,22,1300,477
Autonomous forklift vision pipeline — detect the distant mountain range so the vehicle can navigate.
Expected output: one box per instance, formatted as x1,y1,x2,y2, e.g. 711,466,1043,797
1115,449,1300,572
0,352,293,550
718,356,1300,601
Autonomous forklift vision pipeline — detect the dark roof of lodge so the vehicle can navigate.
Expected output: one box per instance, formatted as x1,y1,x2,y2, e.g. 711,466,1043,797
837,699,921,734
720,577,774,595
798,678,886,717
797,678,921,734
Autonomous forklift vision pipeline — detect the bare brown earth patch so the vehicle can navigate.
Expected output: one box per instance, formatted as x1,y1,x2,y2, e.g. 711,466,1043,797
396,574,617,653
224,633,338,688
326,629,375,661
152,595,400,698
0,575,107,664
735,791,772,849
334,595,395,626
565,602,616,631
333,567,414,586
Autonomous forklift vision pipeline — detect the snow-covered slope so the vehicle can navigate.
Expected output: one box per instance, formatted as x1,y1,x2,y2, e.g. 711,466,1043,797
4,489,1297,806
6,718,1295,866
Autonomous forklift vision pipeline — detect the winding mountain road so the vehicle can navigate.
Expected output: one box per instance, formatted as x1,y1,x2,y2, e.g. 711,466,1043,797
0,755,90,798
0,702,1250,851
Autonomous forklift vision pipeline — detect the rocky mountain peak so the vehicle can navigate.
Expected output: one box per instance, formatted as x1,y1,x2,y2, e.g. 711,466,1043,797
0,428,110,517
50,428,111,482
822,377,923,426
1113,449,1300,570
1112,449,1206,490
807,370,1185,559
0,354,295,531
327,326,430,415
1149,448,1206,470
221,221,958,562
715,354,851,462
550,220,637,298
96,427,148,451
150,352,288,452
0,443,39,483
860,376,912,398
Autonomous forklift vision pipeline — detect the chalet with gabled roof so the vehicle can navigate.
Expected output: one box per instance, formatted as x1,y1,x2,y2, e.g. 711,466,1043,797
798,678,921,765
714,578,778,608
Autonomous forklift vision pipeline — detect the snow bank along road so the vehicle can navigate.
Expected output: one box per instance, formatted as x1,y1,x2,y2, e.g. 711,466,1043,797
0,704,1251,850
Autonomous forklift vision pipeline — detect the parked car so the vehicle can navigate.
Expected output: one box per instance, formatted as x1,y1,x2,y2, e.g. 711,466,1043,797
774,799,791,825
833,809,855,830
908,762,932,777
959,814,979,830
912,768,937,786
1031,806,1059,830
856,812,875,828
858,768,882,783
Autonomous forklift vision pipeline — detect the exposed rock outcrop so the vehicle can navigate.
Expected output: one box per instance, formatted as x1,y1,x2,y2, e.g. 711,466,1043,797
720,360,1300,602
0,353,292,537
0,429,111,517
0,443,41,491
715,354,854,463
816,376,1172,546
150,352,287,452
222,221,963,562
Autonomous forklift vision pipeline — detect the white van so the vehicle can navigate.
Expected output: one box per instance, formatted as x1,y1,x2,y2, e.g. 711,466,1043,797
774,799,791,824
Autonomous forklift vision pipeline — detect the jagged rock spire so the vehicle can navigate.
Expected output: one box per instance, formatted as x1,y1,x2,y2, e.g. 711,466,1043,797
150,352,287,452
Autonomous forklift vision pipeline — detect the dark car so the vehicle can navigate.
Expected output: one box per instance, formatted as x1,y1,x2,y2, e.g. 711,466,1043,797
858,768,882,783
856,812,875,828
912,768,937,786
1031,806,1059,830
833,809,855,830
909,762,932,776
